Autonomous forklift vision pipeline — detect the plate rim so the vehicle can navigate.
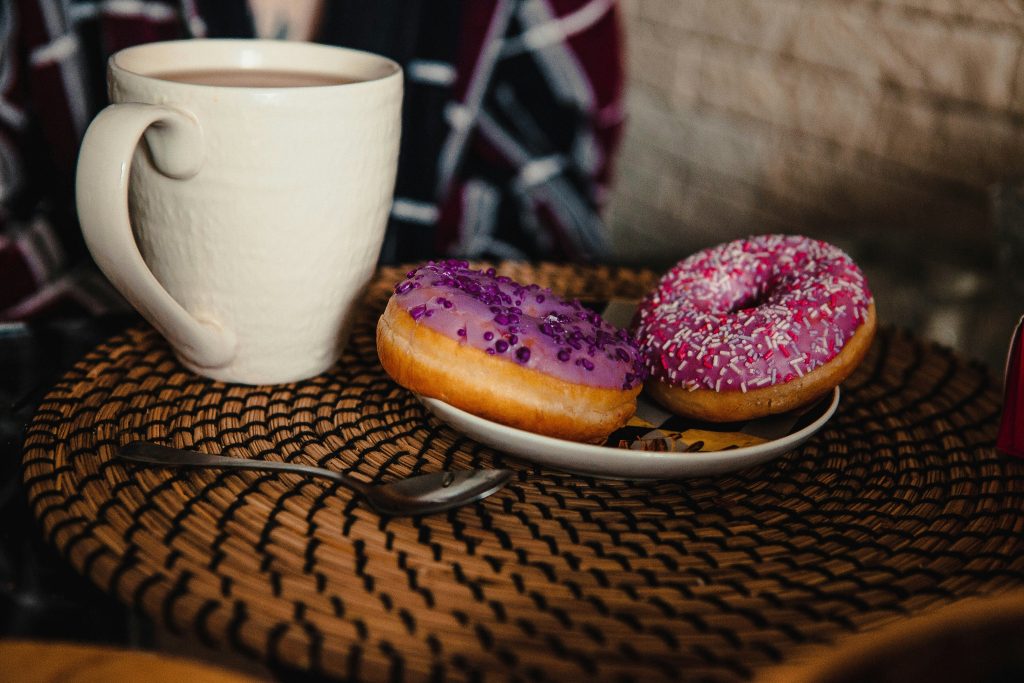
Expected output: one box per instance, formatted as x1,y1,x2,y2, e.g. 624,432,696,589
418,387,841,478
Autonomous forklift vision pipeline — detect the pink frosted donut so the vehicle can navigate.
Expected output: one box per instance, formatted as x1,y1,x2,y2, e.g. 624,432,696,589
376,260,646,442
633,234,876,421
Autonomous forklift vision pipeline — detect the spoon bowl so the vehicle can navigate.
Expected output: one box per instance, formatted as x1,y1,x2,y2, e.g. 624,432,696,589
117,442,514,516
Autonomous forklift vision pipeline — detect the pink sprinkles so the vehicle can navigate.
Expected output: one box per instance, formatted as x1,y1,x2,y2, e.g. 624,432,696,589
392,260,646,390
632,235,872,393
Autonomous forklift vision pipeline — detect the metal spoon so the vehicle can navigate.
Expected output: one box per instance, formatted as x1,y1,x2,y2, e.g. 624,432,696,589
117,442,514,516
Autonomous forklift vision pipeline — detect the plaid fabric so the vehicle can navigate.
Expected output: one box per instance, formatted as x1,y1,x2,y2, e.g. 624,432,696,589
0,0,624,320
432,0,624,263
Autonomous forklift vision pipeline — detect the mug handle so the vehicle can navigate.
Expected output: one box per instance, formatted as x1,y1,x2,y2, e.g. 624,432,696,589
76,103,236,369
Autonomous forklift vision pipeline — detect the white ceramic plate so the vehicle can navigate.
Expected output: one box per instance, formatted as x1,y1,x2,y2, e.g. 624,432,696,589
418,387,840,480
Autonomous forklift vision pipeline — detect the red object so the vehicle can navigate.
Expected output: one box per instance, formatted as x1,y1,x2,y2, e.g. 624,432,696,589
997,317,1024,457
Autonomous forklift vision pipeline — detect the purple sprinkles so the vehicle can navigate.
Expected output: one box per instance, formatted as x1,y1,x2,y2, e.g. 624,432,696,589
392,260,646,390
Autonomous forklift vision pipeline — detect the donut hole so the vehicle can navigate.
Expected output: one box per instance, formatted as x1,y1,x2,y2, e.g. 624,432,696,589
729,286,773,313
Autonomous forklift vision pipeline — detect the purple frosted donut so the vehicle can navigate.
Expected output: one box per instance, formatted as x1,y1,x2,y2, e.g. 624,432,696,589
376,260,646,442
633,234,876,421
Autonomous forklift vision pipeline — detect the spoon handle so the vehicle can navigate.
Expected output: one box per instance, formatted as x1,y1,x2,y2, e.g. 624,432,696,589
117,442,368,494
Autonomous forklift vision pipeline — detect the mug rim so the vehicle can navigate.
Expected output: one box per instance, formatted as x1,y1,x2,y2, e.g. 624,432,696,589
109,38,402,90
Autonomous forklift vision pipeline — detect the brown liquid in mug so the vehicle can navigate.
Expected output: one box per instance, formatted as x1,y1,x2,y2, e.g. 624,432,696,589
151,68,358,87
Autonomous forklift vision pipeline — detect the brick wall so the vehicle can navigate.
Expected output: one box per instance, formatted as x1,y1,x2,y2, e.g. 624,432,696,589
607,0,1024,265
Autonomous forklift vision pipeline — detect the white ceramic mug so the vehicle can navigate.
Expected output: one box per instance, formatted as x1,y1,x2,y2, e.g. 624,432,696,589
76,39,402,384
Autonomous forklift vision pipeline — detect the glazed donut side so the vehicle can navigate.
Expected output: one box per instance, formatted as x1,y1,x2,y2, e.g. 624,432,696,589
646,302,876,422
376,298,642,443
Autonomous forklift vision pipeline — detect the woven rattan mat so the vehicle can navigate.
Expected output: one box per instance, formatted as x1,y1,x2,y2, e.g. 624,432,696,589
22,264,1024,681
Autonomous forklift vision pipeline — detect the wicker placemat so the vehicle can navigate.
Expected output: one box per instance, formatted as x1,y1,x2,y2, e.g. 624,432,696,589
22,264,1024,681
